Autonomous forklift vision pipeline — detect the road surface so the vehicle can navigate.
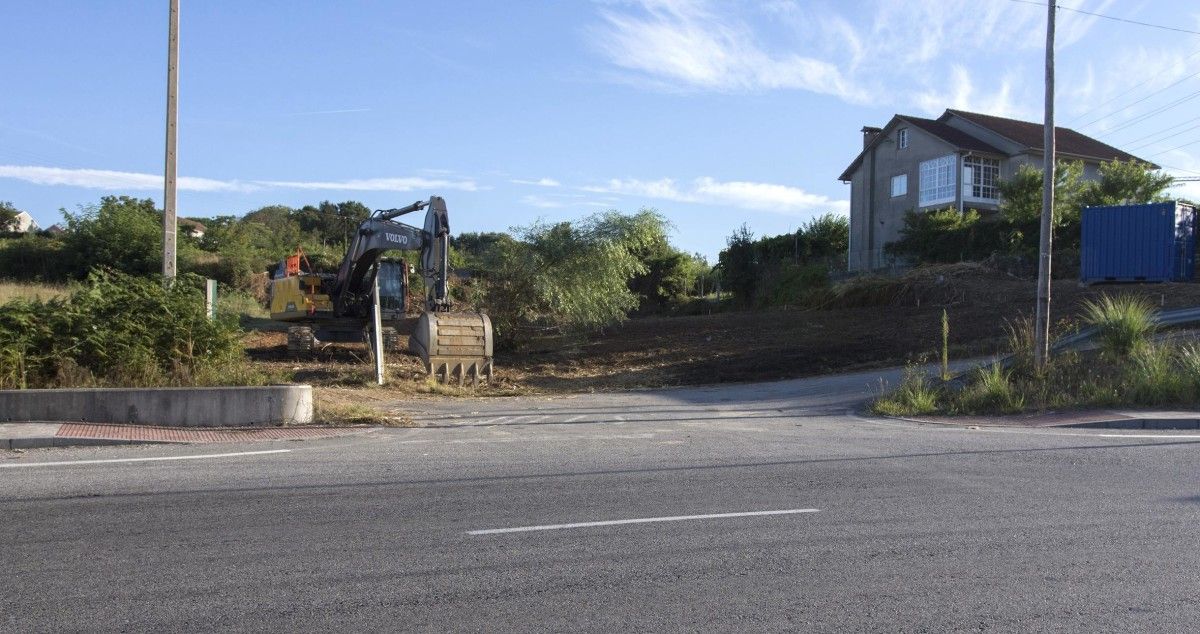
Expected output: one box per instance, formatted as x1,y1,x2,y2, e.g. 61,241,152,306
3,367,1199,632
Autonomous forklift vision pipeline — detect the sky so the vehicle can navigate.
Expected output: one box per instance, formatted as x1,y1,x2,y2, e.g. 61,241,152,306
3,0,1200,260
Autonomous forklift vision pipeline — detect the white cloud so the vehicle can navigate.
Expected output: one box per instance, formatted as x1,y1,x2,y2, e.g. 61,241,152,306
0,165,255,192
256,176,477,192
590,0,867,102
511,177,561,187
584,176,847,215
0,165,478,194
520,194,566,209
589,0,1116,115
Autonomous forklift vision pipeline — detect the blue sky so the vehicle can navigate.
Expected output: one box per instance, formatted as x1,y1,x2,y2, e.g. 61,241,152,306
3,0,1199,259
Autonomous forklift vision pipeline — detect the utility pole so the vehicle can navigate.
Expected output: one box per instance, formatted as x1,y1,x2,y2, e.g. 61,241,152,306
162,0,179,281
1034,0,1056,366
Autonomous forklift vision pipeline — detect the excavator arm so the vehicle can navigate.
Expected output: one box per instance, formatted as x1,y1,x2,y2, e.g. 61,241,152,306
331,196,452,317
329,196,493,384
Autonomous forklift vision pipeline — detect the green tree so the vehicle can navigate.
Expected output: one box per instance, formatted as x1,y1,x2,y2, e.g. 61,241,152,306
798,213,850,263
0,201,21,232
478,211,659,345
718,224,757,305
1079,159,1175,208
62,196,162,276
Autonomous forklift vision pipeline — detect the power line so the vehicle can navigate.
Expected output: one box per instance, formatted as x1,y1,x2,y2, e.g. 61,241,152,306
1098,89,1200,137
1066,48,1200,125
1001,0,1200,37
1121,115,1200,150
1075,67,1200,130
1146,137,1200,158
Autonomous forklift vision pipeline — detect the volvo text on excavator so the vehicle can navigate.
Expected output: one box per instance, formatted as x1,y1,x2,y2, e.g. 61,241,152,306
267,196,493,384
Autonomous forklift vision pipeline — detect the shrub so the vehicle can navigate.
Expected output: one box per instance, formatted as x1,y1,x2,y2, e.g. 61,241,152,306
1080,294,1157,357
886,208,1006,263
954,364,1024,414
872,366,941,416
0,269,248,388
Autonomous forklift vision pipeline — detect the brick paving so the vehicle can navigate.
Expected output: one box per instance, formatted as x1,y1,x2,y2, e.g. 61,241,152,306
56,424,370,443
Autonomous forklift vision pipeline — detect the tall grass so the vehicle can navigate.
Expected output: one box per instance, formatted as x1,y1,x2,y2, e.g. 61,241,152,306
1080,294,1157,357
0,280,68,304
872,366,941,416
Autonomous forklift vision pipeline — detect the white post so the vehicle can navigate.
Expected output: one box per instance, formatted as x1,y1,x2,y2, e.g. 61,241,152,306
162,0,179,282
372,273,385,386
205,279,216,320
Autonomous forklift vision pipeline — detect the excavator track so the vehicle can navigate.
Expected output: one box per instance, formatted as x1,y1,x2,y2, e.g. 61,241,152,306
409,312,494,385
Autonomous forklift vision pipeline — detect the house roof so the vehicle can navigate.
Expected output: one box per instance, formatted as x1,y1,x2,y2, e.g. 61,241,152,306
898,115,1005,155
837,114,1006,181
942,109,1155,166
838,108,1157,182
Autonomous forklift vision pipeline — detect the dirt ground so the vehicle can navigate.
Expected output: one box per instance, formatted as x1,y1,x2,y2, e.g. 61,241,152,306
244,264,1200,397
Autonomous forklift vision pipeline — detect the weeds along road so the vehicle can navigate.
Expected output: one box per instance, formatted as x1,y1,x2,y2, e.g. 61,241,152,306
3,366,1199,632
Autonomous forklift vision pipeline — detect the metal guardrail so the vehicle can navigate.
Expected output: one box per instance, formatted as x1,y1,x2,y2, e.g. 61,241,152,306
947,306,1200,387
1050,306,1200,354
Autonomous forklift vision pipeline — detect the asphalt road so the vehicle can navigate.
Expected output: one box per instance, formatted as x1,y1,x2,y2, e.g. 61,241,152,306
3,367,1199,632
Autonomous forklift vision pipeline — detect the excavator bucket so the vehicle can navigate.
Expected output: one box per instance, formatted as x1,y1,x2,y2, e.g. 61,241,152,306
409,312,494,385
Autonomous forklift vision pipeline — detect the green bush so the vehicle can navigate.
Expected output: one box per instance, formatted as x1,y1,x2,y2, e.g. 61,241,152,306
886,208,1007,263
954,364,1024,414
0,269,249,388
1080,294,1157,357
872,366,941,416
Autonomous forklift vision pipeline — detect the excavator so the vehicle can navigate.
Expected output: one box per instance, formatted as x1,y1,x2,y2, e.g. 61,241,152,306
267,196,493,384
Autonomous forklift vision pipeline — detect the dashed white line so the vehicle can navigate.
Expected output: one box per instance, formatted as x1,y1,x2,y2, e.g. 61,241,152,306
0,449,292,468
467,508,820,535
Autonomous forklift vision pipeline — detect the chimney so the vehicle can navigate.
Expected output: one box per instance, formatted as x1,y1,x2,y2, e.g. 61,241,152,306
861,126,882,149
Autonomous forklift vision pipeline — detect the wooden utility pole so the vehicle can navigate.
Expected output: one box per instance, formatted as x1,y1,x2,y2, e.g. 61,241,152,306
162,0,179,281
1034,0,1056,366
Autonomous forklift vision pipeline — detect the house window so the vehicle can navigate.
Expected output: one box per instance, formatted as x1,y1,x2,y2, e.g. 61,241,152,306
919,154,956,207
890,174,907,197
963,156,1000,201
898,128,909,149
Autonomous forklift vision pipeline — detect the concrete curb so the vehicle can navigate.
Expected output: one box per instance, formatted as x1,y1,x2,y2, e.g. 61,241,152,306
875,411,1200,430
0,385,313,427
4,436,175,450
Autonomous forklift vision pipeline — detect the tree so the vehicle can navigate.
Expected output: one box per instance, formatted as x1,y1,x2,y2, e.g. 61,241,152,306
1078,159,1174,208
0,201,20,232
887,207,1006,263
718,224,757,305
798,213,850,263
61,196,162,276
478,211,659,345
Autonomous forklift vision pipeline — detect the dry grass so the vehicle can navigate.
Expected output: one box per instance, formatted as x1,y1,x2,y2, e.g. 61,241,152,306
313,386,415,426
0,280,68,304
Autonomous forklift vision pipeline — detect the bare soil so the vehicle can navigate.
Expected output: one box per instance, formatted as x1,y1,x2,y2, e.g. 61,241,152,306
244,264,1200,396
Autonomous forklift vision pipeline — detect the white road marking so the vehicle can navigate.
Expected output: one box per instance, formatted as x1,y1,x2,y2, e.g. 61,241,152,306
1096,433,1200,439
467,508,820,535
477,416,509,425
0,449,291,468
564,415,584,423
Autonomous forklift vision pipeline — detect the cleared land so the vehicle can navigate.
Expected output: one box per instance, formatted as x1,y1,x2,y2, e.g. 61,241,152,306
0,281,66,303
244,264,1200,396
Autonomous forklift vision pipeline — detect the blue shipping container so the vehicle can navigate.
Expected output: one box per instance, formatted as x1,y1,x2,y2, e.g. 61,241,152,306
1080,201,1196,283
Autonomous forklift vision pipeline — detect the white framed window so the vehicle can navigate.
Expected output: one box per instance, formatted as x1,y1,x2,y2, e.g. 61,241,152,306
890,174,907,197
898,128,909,149
919,154,956,207
963,156,1000,201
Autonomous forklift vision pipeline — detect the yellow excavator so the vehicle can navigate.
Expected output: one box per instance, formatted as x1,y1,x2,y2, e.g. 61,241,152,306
268,196,493,384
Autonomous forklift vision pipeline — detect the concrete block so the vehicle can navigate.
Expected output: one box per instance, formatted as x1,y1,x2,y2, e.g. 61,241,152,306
0,386,312,427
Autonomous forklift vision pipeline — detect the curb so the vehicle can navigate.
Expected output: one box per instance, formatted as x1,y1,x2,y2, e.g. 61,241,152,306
3,437,175,450
1,423,378,451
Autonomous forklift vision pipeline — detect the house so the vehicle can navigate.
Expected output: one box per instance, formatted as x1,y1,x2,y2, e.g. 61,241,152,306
838,108,1156,272
12,210,40,233
179,217,206,239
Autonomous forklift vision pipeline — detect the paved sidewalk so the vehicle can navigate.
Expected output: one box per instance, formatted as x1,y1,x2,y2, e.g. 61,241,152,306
1,422,375,449
899,409,1200,429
